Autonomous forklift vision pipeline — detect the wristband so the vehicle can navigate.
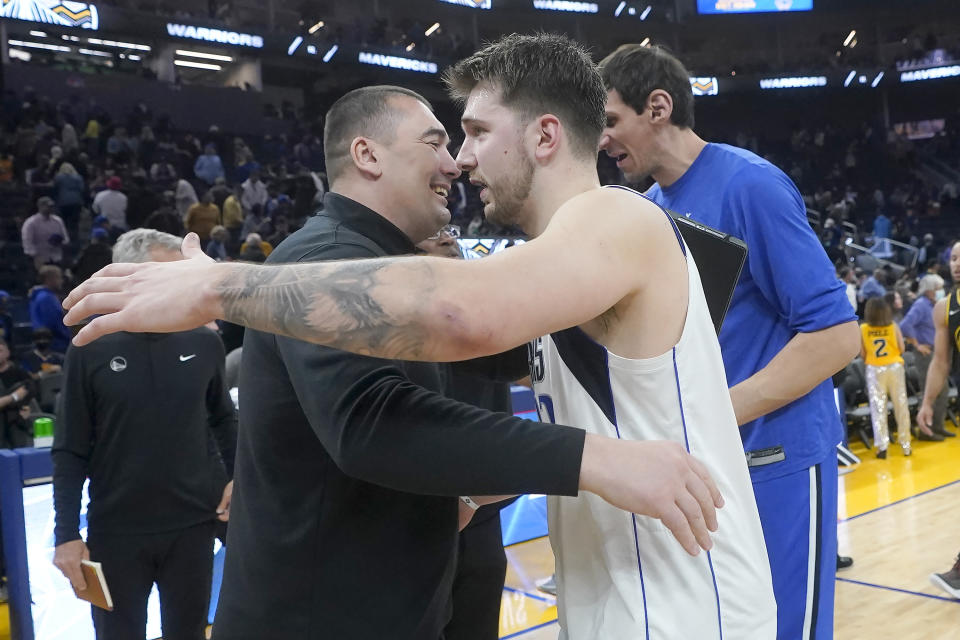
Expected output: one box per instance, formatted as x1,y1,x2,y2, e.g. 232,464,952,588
459,496,480,511
10,391,19,403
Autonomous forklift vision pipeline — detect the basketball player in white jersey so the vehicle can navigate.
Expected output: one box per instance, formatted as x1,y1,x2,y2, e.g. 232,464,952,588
63,34,776,637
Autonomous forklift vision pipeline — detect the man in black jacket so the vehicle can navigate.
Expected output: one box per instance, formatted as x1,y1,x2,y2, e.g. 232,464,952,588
52,228,236,640
64,86,722,640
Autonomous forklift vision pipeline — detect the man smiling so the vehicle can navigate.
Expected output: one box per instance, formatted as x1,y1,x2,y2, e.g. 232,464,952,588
64,37,773,638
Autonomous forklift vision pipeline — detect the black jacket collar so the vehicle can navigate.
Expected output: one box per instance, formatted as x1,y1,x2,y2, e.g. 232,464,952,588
320,192,416,256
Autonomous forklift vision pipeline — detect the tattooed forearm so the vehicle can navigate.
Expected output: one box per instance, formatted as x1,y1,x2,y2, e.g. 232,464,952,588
214,258,443,360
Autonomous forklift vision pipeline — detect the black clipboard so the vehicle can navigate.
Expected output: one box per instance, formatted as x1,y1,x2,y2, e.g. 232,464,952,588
669,213,748,335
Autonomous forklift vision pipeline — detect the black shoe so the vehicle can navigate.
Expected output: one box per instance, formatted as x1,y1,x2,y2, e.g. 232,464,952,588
876,448,887,459
933,428,956,438
917,431,945,442
837,555,854,570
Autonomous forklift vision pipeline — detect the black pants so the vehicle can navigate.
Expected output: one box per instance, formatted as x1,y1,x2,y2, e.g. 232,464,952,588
87,521,215,640
444,512,507,640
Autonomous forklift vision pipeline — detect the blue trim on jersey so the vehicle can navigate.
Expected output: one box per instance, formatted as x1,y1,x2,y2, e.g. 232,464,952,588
603,184,686,256
550,327,618,427
673,347,724,639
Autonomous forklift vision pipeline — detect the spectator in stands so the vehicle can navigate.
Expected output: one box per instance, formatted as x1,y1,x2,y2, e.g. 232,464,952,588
240,169,268,215
208,176,232,210
859,268,887,302
150,157,178,183
821,218,844,264
902,274,952,441
886,290,905,324
918,233,937,267
194,143,225,186
29,266,70,354
126,175,161,230
175,178,199,220
0,336,35,449
221,185,244,249
839,267,857,312
70,228,114,288
143,192,184,237
241,203,270,240
61,121,79,156
266,215,291,248
92,176,128,230
860,297,913,458
83,118,100,157
106,127,132,164
21,196,70,270
53,162,85,240
206,226,230,261
0,292,12,345
20,328,63,376
239,232,271,262
185,191,221,244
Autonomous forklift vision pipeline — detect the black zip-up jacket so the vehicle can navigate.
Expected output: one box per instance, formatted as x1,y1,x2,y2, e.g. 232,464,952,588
53,328,237,544
212,193,585,640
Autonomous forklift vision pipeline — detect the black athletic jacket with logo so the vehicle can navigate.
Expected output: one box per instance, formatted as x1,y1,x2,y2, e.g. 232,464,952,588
212,192,585,640
53,328,237,544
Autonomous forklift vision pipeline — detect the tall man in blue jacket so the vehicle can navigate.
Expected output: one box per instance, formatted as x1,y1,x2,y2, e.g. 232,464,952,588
598,44,860,639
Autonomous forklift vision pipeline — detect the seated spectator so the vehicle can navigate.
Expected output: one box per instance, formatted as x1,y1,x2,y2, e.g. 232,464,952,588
206,226,230,261
21,196,70,270
29,266,70,354
238,233,272,262
92,176,128,230
266,215,291,248
185,192,221,243
20,328,64,376
70,228,114,288
0,337,35,449
194,144,225,186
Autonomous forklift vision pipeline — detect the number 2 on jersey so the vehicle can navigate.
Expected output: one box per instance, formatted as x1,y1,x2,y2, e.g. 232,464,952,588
873,338,888,359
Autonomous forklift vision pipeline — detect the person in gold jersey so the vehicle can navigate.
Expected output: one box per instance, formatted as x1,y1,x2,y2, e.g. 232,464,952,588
860,296,912,458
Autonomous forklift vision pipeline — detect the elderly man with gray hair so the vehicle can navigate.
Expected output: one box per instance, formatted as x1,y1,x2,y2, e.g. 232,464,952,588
901,273,953,441
52,228,237,640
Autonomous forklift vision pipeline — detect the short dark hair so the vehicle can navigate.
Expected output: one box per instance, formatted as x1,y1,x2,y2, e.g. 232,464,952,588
864,297,892,326
322,85,433,185
443,33,605,159
599,44,695,129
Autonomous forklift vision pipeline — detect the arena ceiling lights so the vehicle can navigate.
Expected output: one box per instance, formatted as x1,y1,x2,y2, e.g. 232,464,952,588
174,59,222,71
436,0,492,9
176,49,232,62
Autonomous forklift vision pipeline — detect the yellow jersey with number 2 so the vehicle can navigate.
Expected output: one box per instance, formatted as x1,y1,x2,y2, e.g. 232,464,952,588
861,323,903,367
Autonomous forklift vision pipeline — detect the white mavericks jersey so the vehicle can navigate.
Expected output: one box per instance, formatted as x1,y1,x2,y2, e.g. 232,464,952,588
530,202,777,639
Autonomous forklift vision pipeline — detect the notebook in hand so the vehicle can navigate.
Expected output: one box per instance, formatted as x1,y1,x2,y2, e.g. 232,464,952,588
73,559,114,611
